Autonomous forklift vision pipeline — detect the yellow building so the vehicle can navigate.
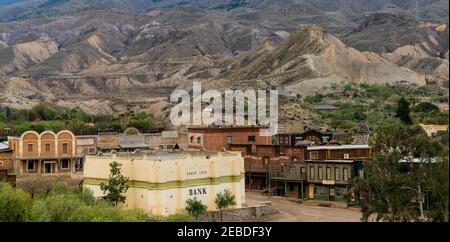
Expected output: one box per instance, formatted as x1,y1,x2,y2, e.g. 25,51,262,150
83,151,245,216
419,124,448,137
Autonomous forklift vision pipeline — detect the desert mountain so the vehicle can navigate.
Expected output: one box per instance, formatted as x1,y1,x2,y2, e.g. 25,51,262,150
0,1,448,114
213,25,426,96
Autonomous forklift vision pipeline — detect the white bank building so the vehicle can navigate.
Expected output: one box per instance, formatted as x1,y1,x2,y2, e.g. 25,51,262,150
83,151,245,215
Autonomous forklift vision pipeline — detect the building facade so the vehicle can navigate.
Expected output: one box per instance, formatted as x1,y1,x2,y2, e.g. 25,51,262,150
97,127,188,153
0,148,16,186
188,126,272,151
228,144,307,190
269,159,364,202
307,145,370,160
83,151,245,216
8,130,82,176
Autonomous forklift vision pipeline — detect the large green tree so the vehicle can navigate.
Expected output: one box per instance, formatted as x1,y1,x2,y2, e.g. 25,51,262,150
396,97,413,125
100,161,130,206
357,119,445,221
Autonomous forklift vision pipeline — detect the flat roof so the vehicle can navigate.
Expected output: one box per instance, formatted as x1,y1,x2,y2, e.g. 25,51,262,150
307,145,370,150
91,150,241,159
305,159,355,163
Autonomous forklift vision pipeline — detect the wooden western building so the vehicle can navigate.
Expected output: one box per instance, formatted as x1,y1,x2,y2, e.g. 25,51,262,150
188,126,272,151
307,144,370,160
269,159,364,202
228,144,307,190
8,130,82,176
268,144,370,201
0,148,16,186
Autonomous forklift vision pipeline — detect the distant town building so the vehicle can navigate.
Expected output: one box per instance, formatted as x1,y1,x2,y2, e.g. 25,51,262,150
353,122,370,145
187,126,272,151
83,151,245,216
8,130,82,176
419,124,448,138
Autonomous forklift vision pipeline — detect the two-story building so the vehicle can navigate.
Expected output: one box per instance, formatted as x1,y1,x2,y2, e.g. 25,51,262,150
267,144,370,201
188,126,272,151
8,130,82,176
229,144,307,190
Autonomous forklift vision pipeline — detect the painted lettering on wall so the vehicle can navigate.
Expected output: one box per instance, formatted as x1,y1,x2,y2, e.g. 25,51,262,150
189,187,207,196
186,170,208,176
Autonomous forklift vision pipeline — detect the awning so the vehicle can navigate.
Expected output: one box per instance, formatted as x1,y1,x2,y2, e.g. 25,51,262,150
97,144,120,150
119,143,149,149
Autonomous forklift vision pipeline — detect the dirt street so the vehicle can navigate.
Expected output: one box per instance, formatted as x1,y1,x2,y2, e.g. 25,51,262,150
245,191,363,222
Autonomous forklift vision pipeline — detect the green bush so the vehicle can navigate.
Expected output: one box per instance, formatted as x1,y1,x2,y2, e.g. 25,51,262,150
0,182,30,222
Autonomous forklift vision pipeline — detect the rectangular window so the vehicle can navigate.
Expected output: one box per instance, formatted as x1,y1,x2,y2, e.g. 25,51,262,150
61,160,69,169
62,143,68,154
279,146,285,155
284,137,289,144
343,168,349,181
28,144,33,152
301,167,306,174
335,168,340,181
226,136,233,144
310,151,319,159
27,161,34,171
288,166,296,173
318,167,323,180
279,137,283,143
359,170,364,178
309,167,315,179
248,136,256,142
326,167,331,180
45,143,51,152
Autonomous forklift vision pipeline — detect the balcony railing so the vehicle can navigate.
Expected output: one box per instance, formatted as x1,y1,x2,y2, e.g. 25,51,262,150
269,171,306,181
245,164,282,173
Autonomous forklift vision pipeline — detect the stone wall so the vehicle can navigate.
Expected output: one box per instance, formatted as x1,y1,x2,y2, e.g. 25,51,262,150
199,202,278,222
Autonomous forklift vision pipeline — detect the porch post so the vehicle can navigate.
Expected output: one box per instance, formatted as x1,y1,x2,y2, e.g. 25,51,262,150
301,181,304,199
284,181,287,197
55,159,59,173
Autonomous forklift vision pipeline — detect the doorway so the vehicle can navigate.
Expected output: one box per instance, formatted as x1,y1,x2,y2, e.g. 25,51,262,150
329,187,336,201
44,163,53,174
